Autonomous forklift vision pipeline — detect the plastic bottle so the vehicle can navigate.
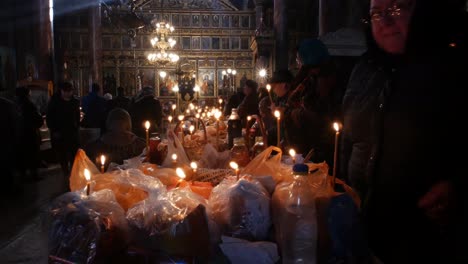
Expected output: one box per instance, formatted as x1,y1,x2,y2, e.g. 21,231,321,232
227,108,242,148
231,137,250,167
251,136,266,158
280,164,317,264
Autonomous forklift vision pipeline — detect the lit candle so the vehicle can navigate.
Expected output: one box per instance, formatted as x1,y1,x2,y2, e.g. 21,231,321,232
215,111,222,151
289,149,296,164
84,169,91,196
190,161,198,178
171,153,178,167
178,115,184,122
266,84,273,104
195,113,200,130
172,104,176,115
100,155,106,173
245,115,252,147
274,110,281,148
144,121,151,159
230,161,240,180
175,167,186,187
168,115,173,123
218,98,223,110
189,125,195,139
332,122,341,189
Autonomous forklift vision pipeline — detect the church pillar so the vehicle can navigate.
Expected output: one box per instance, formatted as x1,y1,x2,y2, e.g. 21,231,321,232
319,0,328,36
88,1,102,93
37,0,54,81
273,0,288,70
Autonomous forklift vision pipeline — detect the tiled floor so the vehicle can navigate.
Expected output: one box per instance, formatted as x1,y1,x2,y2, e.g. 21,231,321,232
0,164,67,264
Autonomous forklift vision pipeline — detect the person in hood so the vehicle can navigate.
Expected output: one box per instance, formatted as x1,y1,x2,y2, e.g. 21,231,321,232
129,86,162,138
340,0,468,262
284,38,337,164
84,108,146,166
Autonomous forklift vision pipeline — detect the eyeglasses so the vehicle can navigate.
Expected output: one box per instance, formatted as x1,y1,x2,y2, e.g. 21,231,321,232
369,2,413,22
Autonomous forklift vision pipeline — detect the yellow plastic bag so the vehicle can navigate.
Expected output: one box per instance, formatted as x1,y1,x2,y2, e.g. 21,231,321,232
70,149,100,191
241,146,285,183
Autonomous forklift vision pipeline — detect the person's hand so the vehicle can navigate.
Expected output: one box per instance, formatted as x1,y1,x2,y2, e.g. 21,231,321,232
417,180,456,226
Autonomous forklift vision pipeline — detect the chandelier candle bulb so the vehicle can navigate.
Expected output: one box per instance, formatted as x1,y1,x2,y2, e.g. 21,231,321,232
84,169,91,196
100,155,106,174
230,161,240,180
332,122,341,189
274,110,281,148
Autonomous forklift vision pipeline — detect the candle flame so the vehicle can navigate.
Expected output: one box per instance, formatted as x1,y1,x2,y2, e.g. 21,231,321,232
247,116,252,121
189,125,195,133
195,113,200,118
144,121,150,130
289,149,296,158
190,162,198,170
274,110,281,119
172,104,176,110
100,155,106,166
229,161,239,170
333,122,340,132
178,115,184,121
84,169,91,181
266,84,271,91
168,115,173,122
176,168,186,179
214,111,222,120
218,98,223,104
171,153,178,161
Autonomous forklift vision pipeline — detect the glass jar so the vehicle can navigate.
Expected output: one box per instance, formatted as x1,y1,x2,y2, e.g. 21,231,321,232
251,136,266,159
231,137,250,167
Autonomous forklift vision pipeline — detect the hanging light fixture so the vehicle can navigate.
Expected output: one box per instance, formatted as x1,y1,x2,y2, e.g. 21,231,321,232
147,1,179,66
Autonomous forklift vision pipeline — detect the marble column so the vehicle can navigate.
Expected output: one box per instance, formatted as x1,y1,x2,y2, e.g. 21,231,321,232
88,1,102,93
274,0,288,70
37,0,54,81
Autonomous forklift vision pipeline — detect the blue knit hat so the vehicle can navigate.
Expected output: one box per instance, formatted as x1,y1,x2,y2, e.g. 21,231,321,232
297,39,330,67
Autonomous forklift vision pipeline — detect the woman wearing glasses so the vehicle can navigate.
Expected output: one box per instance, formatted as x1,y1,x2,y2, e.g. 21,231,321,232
340,0,467,263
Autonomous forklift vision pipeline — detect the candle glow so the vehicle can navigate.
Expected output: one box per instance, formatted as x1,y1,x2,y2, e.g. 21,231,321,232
176,167,186,179
266,84,271,91
189,125,195,134
190,161,198,173
168,115,173,123
274,110,280,119
84,169,91,181
172,104,176,110
172,153,178,161
144,121,150,130
100,155,106,166
178,115,184,121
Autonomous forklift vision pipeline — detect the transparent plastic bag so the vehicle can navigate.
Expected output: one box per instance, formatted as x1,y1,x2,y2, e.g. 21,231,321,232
126,187,211,257
162,130,190,167
208,176,271,241
198,143,231,169
47,190,130,264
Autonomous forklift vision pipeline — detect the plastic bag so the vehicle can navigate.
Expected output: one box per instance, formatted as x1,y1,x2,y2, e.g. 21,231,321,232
242,146,288,183
162,130,190,167
69,149,100,191
48,190,130,264
219,236,279,264
126,187,211,257
208,176,271,241
198,143,231,169
92,169,166,211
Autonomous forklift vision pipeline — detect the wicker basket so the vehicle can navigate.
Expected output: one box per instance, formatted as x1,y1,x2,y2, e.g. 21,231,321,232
174,115,208,161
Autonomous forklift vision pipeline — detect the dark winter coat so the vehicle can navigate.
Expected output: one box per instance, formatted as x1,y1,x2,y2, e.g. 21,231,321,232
46,94,80,149
129,95,162,138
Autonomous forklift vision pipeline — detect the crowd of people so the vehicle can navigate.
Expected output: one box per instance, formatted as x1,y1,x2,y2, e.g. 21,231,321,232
1,0,467,262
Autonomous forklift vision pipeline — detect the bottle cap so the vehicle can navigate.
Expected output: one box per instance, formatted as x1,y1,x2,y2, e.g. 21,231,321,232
292,164,309,174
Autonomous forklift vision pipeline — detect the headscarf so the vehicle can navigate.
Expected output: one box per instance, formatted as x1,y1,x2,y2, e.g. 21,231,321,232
297,39,330,67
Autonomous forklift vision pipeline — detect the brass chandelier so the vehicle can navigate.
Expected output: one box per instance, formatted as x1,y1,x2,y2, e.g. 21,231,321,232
147,20,179,65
